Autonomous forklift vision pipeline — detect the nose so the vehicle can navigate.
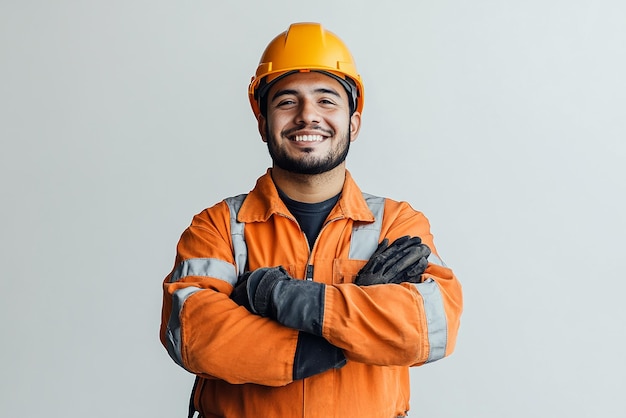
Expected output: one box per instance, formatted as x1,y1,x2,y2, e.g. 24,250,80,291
295,98,321,125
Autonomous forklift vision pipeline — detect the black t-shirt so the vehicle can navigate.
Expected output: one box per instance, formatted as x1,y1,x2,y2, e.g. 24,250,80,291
277,189,341,250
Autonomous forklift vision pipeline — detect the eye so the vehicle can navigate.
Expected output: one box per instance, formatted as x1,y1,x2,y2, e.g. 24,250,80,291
319,98,337,106
276,98,296,107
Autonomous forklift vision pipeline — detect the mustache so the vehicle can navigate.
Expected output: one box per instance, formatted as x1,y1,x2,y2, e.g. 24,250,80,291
282,125,334,137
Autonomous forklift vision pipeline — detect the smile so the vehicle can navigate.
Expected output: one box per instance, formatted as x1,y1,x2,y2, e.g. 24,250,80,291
292,134,325,142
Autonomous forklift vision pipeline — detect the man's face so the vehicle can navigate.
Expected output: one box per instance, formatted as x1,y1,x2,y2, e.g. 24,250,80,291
258,71,361,175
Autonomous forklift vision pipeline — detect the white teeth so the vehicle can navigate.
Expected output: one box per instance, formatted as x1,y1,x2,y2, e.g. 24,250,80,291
293,135,324,142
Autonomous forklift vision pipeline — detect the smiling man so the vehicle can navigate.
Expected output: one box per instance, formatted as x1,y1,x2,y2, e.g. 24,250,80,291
160,22,463,418
262,71,358,177
261,71,360,202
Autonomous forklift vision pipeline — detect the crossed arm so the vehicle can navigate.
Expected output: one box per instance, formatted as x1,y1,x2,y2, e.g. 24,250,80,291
226,236,431,378
160,205,462,386
162,250,460,386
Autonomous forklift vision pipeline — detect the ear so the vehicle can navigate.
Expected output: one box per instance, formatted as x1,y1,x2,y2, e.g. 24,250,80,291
349,111,361,142
257,114,268,142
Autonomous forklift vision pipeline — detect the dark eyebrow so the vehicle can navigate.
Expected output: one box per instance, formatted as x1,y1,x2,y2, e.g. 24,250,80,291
271,89,298,102
271,87,342,102
316,88,342,97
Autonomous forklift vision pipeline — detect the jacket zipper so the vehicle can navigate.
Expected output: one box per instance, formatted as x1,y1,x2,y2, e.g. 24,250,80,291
304,215,343,282
279,212,344,282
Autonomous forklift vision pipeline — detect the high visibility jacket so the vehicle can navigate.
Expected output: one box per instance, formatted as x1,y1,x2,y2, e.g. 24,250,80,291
160,170,463,418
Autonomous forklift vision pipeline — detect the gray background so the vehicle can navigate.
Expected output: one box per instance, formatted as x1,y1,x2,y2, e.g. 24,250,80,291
1,0,625,417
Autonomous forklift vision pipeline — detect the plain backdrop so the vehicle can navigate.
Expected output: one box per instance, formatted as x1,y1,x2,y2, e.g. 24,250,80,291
1,1,625,417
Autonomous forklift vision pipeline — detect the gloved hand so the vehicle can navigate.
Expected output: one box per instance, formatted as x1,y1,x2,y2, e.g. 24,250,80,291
231,266,326,336
230,271,255,311
230,266,292,316
354,235,431,286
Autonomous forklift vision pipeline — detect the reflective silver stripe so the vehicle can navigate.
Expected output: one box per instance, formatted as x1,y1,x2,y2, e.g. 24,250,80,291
349,193,385,260
415,278,448,363
166,286,202,368
428,253,446,267
225,194,248,277
170,258,238,286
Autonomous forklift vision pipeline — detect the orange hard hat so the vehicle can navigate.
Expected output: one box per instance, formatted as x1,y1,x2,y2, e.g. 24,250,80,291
248,22,364,118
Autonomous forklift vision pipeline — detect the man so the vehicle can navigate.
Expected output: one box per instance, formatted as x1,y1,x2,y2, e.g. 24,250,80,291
160,22,463,418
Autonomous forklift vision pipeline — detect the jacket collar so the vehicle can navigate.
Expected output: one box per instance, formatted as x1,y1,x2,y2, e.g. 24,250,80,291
238,169,375,224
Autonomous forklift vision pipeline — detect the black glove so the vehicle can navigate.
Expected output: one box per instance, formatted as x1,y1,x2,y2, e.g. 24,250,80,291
354,235,431,286
231,266,291,316
231,266,326,336
230,271,255,311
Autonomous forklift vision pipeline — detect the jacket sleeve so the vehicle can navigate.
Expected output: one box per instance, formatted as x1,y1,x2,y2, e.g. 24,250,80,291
322,201,463,367
159,202,300,386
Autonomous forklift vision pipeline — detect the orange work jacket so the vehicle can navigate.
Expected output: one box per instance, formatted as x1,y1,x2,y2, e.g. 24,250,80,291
160,170,463,418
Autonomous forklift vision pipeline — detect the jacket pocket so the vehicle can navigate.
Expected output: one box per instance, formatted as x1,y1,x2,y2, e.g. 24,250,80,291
332,259,366,284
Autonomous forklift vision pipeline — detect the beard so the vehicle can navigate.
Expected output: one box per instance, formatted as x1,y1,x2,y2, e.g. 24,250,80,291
265,124,351,175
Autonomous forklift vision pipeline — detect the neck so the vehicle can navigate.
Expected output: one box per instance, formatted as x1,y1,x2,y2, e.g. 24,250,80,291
270,164,346,203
